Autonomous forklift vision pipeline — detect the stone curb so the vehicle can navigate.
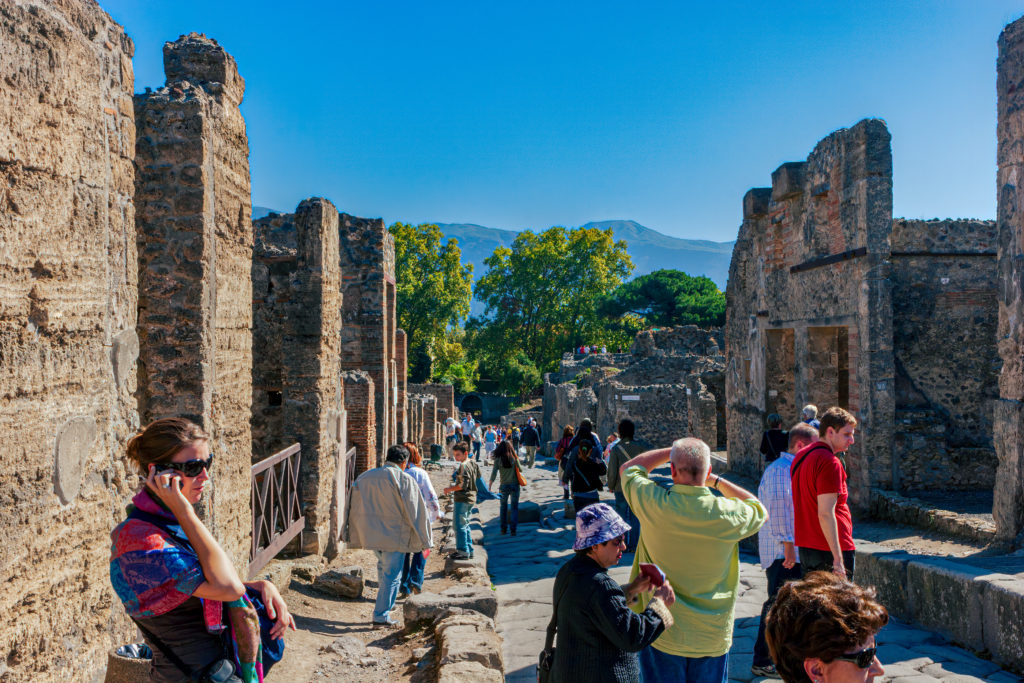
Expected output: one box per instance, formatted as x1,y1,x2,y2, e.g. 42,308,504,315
854,541,1023,673
869,488,998,544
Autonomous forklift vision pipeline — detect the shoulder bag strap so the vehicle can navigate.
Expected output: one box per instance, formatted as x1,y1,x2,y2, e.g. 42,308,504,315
791,444,827,478
131,617,202,681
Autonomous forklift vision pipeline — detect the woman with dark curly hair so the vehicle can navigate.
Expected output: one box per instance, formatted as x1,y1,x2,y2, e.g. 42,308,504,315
766,571,887,683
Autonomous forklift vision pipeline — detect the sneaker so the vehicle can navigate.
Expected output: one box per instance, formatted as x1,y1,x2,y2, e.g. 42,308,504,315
398,588,409,599
751,664,781,679
453,551,471,560
372,616,399,627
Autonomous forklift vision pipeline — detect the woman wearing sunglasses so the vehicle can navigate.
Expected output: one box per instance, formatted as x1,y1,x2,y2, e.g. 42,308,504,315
545,502,675,682
110,418,295,682
766,571,887,682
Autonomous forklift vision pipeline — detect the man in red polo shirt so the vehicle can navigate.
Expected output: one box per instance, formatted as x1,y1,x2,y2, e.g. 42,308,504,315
790,406,857,580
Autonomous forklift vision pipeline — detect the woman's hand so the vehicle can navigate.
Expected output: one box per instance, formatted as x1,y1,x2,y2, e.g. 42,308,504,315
146,466,191,516
653,582,675,607
248,580,296,639
623,574,653,603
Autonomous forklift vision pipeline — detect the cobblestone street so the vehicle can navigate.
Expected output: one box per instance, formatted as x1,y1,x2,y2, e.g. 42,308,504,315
475,460,1024,683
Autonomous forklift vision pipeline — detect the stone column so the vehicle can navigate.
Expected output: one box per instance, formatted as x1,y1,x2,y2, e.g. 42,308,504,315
396,329,409,442
995,17,1024,545
135,33,253,568
343,371,377,475
283,198,342,555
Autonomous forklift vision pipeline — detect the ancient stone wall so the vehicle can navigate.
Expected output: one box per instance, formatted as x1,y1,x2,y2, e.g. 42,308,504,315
410,383,457,421
396,328,408,442
725,119,895,505
890,218,998,491
135,33,254,567
344,371,376,475
421,395,438,454
339,214,392,464
0,2,139,677
995,18,1024,544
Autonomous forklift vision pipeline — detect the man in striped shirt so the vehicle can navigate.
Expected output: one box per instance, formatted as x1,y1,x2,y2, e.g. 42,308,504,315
750,422,818,679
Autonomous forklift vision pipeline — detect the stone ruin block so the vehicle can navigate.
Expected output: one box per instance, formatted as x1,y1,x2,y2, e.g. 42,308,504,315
135,32,254,568
743,187,772,219
770,162,805,201
344,370,377,475
0,2,139,677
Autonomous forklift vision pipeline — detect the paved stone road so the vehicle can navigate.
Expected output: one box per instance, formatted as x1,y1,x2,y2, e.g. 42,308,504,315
474,460,1023,683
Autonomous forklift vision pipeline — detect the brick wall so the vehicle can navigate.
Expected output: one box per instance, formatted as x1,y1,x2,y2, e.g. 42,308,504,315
344,371,377,476
0,2,139,678
396,329,409,442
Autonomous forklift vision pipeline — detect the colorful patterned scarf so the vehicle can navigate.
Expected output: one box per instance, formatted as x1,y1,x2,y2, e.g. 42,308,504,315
110,488,264,682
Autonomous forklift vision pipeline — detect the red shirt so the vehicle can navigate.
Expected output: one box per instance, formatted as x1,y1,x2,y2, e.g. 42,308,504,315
790,441,855,552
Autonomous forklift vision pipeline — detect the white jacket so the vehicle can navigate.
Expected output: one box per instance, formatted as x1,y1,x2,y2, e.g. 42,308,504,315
342,463,433,553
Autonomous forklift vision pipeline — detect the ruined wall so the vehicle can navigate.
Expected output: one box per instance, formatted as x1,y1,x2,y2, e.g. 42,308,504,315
396,328,408,442
409,383,457,423
339,214,391,465
0,2,139,677
596,383,687,448
344,371,376,475
251,210,295,457
890,218,998,491
135,33,253,567
421,395,438,455
726,119,895,504
995,18,1024,544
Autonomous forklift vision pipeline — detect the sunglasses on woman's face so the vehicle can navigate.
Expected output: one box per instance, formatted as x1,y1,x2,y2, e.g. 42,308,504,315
154,454,214,478
834,645,877,669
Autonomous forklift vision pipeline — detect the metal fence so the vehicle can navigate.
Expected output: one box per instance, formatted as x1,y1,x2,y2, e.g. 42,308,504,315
249,443,304,577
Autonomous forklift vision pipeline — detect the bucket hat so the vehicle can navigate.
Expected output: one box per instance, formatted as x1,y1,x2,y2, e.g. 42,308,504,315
573,502,631,550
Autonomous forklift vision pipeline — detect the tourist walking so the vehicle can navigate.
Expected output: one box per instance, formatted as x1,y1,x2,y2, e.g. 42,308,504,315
619,438,767,683
443,441,479,560
484,425,497,460
520,418,540,468
554,425,575,513
546,502,675,682
605,419,643,552
110,418,295,682
444,417,458,457
766,572,887,682
461,412,475,447
399,443,441,598
344,444,433,626
751,422,818,679
791,407,858,579
801,404,821,429
561,419,607,513
472,422,483,461
759,413,788,464
489,441,523,535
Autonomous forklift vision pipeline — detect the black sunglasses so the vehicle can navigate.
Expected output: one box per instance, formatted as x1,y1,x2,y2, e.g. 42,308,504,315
155,454,214,478
833,645,877,669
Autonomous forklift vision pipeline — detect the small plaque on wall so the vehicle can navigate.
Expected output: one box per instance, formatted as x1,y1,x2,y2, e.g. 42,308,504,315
622,395,640,401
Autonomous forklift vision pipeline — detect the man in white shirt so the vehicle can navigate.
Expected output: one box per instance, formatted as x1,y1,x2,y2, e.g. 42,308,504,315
751,422,818,679
461,413,475,449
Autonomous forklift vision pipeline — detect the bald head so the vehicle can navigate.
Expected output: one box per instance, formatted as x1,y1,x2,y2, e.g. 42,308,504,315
669,438,711,484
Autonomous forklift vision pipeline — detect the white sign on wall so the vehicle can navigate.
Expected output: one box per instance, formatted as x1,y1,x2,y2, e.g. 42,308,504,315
622,395,640,401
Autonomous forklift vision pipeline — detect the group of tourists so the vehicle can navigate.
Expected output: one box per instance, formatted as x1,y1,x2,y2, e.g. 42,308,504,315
546,406,885,683
445,412,542,468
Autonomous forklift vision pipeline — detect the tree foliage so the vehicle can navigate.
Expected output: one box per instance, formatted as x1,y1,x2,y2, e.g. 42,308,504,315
470,226,632,377
389,222,473,383
599,269,725,328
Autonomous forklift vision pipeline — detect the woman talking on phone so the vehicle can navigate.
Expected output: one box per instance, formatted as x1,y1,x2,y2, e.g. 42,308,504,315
110,418,295,682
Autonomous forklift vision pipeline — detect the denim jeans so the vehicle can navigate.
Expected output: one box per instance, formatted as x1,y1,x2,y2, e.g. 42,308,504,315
454,501,473,554
753,558,803,666
573,495,599,513
401,551,426,594
373,550,406,622
613,490,640,551
499,483,520,532
799,547,855,581
639,647,728,683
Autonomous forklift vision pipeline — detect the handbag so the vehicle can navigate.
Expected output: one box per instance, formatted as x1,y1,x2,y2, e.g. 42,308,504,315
516,466,528,487
537,578,568,682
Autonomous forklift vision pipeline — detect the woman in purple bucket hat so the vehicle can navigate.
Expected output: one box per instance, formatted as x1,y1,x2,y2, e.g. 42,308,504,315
541,503,676,682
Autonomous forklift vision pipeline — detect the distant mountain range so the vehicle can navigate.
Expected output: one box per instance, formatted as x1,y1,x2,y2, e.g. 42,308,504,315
253,208,734,314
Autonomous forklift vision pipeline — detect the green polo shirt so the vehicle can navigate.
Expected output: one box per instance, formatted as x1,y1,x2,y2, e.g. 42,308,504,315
622,465,767,658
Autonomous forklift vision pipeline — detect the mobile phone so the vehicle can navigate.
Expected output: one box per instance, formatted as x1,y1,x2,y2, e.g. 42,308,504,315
639,563,666,587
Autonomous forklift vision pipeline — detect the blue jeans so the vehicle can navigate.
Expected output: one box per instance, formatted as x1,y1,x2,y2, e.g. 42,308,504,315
454,501,473,554
373,550,405,622
499,483,520,532
639,647,728,683
613,490,640,551
401,551,426,593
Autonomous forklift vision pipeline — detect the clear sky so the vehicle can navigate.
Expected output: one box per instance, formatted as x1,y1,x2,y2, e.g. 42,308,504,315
102,1,1023,242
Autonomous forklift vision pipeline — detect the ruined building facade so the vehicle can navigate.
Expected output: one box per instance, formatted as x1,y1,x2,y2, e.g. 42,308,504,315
0,6,449,680
725,119,999,510
542,327,726,450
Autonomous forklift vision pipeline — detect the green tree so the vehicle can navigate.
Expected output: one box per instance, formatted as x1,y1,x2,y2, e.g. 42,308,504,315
432,328,479,394
389,222,473,382
599,269,725,328
471,226,633,382
492,352,542,403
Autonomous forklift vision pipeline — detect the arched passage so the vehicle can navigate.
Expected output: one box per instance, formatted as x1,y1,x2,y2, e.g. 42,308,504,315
460,394,484,416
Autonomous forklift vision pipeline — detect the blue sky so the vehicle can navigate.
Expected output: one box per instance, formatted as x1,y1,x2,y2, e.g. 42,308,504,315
103,1,1023,242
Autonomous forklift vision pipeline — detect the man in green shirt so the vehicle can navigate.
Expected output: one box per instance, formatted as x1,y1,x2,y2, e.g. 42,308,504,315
620,438,767,683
